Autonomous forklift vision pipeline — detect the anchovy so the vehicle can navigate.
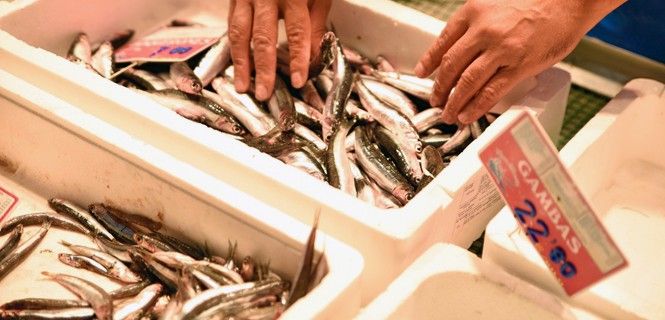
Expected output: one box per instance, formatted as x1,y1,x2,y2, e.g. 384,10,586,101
0,307,95,319
0,298,89,310
360,77,418,119
326,119,357,196
150,251,196,269
42,272,113,320
0,224,22,262
294,98,323,131
67,33,92,64
110,279,152,300
322,33,355,141
204,88,270,137
211,77,275,129
346,99,373,123
342,47,370,68
294,124,326,151
146,231,205,261
244,128,302,156
120,69,170,91
281,146,327,181
190,260,244,285
368,177,401,209
315,71,334,99
133,233,174,253
0,222,50,280
0,212,89,236
169,61,203,95
470,121,483,139
308,32,337,78
416,145,447,192
268,76,296,131
93,236,133,263
136,251,178,292
148,295,171,319
287,213,319,307
354,126,414,205
49,198,114,240
371,70,433,101
60,240,143,283
191,269,223,290
143,89,246,136
412,107,445,133
298,80,326,113
193,35,231,86
440,125,471,155
375,55,395,72
93,205,162,234
112,283,163,320
421,134,453,148
373,125,421,185
88,203,136,244
58,253,109,275
91,41,114,79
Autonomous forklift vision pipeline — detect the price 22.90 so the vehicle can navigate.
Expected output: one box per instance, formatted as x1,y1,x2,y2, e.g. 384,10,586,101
514,199,577,278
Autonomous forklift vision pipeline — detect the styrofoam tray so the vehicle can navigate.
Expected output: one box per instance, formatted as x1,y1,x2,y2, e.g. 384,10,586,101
356,243,599,319
0,68,364,319
483,79,665,320
0,0,569,303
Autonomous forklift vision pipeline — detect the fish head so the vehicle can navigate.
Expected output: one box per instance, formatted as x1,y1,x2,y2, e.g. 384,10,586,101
414,140,424,153
393,185,415,206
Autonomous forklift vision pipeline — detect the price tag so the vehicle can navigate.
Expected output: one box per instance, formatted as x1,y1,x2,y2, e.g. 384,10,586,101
114,26,226,63
479,110,627,295
0,186,18,224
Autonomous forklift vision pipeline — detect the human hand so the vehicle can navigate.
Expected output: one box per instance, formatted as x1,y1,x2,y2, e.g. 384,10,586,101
414,0,626,124
228,0,332,101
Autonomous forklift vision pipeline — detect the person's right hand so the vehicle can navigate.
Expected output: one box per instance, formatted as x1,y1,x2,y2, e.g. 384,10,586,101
228,0,332,101
414,0,626,125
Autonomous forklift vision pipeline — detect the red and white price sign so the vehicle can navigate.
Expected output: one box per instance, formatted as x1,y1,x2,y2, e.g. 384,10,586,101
0,186,18,224
114,26,226,63
479,110,627,295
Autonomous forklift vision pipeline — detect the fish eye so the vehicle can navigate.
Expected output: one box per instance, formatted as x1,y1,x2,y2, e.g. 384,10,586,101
406,192,414,200
233,125,243,134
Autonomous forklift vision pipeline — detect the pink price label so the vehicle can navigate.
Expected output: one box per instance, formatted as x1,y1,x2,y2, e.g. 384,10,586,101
479,110,627,295
0,186,18,224
114,26,226,63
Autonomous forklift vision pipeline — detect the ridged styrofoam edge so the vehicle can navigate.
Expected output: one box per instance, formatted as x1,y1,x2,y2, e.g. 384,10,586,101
483,79,665,320
0,0,566,304
356,243,599,320
0,67,364,319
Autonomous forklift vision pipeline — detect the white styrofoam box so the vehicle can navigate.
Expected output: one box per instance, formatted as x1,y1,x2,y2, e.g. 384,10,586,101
356,243,599,320
0,68,364,319
483,79,665,320
0,0,569,303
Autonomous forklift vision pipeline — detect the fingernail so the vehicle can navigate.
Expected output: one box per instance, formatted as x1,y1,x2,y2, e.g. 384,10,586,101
256,84,269,101
414,62,425,77
291,72,304,88
234,78,246,92
430,95,441,107
458,112,472,124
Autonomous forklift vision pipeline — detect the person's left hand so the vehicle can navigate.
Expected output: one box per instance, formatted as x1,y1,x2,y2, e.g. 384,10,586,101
228,0,332,101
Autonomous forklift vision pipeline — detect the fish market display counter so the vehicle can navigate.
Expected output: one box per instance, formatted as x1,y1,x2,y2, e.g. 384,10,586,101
483,79,665,320
0,0,570,305
0,69,364,319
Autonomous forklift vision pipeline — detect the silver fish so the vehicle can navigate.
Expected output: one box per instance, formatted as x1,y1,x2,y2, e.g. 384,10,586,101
110,279,152,300
58,253,109,275
0,307,95,319
440,125,471,155
170,61,203,95
93,237,132,263
49,198,114,240
113,283,163,320
412,107,445,133
42,272,113,320
67,33,92,64
354,126,414,205
268,76,296,131
421,134,453,148
60,240,143,283
294,124,326,151
470,121,483,139
0,222,50,280
203,88,270,137
416,145,447,192
360,77,418,119
121,69,170,91
0,212,89,236
346,99,373,122
0,224,22,262
326,119,357,196
194,35,231,87
294,98,323,131
373,125,422,185
372,70,433,101
315,70,334,99
91,41,114,79
0,298,89,310
322,33,355,141
298,80,325,113
211,77,275,129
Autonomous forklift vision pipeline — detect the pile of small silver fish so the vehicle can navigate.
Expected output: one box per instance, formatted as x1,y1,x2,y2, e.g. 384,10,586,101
0,198,321,319
66,21,495,209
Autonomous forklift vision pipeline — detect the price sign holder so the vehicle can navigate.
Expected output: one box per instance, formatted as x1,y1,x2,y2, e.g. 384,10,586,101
114,26,226,63
479,110,627,295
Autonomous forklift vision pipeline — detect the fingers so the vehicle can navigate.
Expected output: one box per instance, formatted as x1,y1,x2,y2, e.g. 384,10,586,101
228,0,253,92
414,14,467,78
441,54,501,124
429,33,482,108
309,0,332,56
283,0,311,88
457,69,520,124
252,0,279,100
